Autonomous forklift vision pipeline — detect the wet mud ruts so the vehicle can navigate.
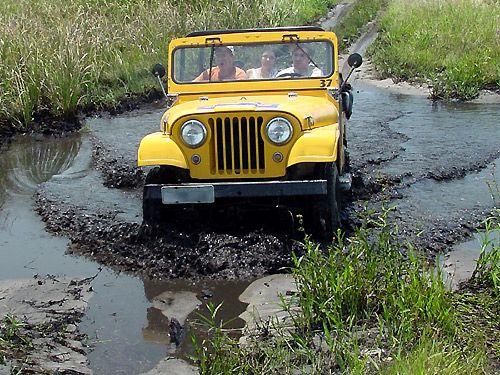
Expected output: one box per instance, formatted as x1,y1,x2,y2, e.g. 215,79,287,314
34,192,300,280
92,138,144,189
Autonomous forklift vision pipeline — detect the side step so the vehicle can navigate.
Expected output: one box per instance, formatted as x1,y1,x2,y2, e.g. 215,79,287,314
338,173,352,192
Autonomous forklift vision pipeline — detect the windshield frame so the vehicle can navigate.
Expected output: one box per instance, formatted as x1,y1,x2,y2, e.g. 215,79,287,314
167,30,339,94
171,39,335,85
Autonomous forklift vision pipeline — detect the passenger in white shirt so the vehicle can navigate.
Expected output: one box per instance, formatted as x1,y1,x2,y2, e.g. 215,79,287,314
247,49,278,79
277,45,322,78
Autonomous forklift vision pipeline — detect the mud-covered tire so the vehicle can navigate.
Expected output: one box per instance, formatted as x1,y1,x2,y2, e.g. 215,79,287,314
316,163,341,239
142,166,179,224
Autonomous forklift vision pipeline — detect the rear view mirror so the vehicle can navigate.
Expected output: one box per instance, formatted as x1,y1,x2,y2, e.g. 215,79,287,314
347,53,363,69
151,64,167,99
151,64,166,78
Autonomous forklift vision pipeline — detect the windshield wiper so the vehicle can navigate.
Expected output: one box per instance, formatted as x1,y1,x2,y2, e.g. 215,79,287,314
208,44,215,82
294,41,321,71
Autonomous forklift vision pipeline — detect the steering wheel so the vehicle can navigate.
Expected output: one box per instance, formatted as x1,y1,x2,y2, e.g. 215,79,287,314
276,72,303,78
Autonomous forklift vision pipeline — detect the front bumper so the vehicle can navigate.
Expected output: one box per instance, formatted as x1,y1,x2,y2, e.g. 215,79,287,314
144,180,328,204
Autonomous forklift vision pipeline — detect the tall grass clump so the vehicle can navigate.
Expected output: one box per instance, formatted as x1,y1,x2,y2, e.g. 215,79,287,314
370,0,500,100
0,0,339,131
452,212,499,363
382,338,487,375
293,207,455,347
191,302,334,374
191,207,488,373
0,314,32,366
471,216,500,295
471,178,500,294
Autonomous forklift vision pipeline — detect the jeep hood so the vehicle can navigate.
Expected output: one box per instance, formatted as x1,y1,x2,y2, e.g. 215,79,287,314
163,95,339,132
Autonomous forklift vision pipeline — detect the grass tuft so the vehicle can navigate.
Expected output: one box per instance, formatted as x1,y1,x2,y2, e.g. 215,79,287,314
370,0,500,100
191,206,497,373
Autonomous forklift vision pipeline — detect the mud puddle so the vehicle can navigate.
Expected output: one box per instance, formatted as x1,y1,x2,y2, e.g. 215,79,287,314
441,230,499,290
0,133,251,374
347,82,499,251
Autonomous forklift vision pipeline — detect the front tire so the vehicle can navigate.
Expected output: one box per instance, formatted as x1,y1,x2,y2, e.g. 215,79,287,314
316,163,341,239
142,166,181,224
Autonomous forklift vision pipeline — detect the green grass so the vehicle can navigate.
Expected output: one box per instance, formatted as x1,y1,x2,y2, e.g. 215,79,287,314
370,0,500,100
382,338,487,375
292,207,457,365
333,0,388,51
0,0,339,131
2,0,497,130
471,216,500,295
191,207,498,373
0,314,32,366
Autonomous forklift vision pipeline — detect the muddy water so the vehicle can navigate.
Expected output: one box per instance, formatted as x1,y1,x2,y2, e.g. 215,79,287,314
0,131,249,374
1,84,499,373
348,82,499,251
442,230,499,290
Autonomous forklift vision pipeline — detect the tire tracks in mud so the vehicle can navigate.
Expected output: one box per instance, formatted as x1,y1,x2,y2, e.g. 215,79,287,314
92,137,144,189
34,190,300,280
33,119,498,280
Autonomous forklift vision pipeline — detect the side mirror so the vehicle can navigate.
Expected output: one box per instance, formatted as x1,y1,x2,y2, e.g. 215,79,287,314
151,64,167,99
347,53,363,69
341,53,363,92
151,63,166,78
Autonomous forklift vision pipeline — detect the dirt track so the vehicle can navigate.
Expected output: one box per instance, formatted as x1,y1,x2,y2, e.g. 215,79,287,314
29,79,500,282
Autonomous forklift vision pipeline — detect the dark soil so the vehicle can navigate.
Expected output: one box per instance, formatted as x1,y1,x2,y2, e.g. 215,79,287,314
0,89,163,148
0,276,95,374
34,192,301,280
92,138,144,189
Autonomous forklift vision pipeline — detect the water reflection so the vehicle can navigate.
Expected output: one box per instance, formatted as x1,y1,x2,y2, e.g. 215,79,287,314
0,135,80,200
141,278,248,355
82,276,249,375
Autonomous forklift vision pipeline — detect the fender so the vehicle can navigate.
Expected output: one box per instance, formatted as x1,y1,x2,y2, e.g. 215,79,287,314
137,132,188,168
287,124,340,167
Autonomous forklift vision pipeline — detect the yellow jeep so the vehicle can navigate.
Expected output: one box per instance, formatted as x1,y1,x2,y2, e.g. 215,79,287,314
138,26,362,238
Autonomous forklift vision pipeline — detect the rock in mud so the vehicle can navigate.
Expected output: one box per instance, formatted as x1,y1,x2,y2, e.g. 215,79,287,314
239,274,298,335
139,357,198,375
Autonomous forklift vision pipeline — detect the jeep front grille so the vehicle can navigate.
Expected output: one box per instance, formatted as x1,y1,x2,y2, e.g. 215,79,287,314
209,116,266,175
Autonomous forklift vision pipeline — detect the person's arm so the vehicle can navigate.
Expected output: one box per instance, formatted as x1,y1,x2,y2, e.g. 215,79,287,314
246,68,257,79
310,67,323,77
276,67,293,77
235,67,248,80
193,70,208,82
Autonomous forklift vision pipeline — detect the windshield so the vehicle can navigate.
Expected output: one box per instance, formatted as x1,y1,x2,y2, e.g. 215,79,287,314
172,40,334,84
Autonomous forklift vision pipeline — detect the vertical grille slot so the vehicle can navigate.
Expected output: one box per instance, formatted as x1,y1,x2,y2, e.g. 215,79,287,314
210,115,265,175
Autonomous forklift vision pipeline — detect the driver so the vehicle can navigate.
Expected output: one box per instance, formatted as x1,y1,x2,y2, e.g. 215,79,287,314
193,46,248,81
277,44,322,77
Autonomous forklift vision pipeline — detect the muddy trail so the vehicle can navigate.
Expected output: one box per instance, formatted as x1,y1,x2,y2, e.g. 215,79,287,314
1,80,499,375
1,12,499,373
27,84,500,282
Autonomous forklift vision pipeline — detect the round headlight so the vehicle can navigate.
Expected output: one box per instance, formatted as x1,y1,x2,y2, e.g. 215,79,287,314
180,120,207,148
266,117,293,145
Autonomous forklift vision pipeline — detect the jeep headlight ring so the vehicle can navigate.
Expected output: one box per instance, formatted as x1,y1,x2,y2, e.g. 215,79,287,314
180,120,207,148
266,117,293,145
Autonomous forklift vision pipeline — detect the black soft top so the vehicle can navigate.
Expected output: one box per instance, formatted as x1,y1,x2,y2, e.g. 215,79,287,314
186,26,325,37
